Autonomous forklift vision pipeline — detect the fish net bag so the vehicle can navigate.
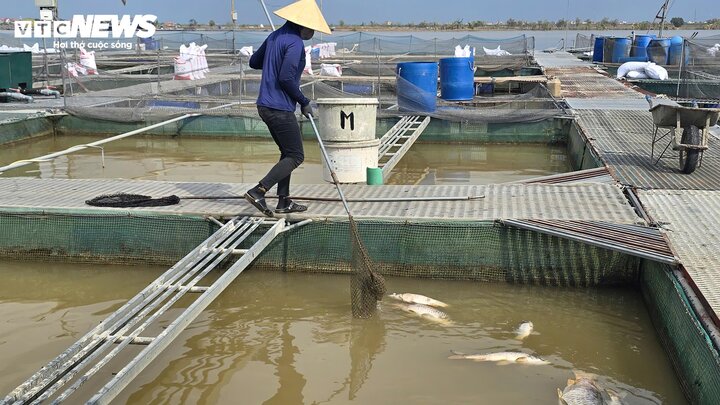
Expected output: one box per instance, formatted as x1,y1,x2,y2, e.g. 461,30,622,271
85,193,180,207
349,216,386,318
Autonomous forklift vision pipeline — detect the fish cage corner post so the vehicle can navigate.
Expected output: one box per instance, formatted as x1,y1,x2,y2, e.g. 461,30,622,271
675,39,686,101
60,49,68,109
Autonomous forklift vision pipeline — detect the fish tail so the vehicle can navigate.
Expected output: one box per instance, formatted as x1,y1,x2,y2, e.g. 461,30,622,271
557,389,569,405
448,350,465,359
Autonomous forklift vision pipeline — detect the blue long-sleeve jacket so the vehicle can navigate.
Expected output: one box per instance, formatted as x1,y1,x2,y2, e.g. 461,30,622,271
249,22,310,112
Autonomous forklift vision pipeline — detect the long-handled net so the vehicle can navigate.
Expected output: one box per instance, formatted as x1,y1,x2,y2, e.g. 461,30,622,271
308,115,386,318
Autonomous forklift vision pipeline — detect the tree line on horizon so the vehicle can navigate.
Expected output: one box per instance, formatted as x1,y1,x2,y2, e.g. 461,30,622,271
6,16,716,31
327,16,719,31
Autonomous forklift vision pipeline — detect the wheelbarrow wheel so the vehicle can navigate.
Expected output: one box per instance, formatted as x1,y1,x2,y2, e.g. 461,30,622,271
679,125,701,174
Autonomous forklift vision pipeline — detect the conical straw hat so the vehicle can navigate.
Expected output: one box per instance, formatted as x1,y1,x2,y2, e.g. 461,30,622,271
274,0,332,35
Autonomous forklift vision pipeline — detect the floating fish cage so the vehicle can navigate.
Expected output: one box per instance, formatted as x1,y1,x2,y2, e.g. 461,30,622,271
1,39,720,400
0,106,718,404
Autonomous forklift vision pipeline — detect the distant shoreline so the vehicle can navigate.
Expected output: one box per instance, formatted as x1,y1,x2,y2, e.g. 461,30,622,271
168,25,711,33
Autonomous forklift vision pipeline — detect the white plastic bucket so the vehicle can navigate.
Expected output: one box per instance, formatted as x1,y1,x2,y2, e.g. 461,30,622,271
321,138,380,183
316,98,379,142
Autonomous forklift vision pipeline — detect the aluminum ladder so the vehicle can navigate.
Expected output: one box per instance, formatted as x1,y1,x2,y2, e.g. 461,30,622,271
377,115,431,182
3,216,306,405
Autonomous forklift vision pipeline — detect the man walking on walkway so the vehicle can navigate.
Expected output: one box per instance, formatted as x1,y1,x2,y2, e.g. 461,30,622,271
245,0,331,216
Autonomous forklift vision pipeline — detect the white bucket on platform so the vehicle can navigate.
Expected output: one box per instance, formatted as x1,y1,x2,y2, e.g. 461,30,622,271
322,138,380,183
316,98,379,142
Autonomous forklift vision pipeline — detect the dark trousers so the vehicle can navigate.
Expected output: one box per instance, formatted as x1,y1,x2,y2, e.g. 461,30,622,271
257,106,305,197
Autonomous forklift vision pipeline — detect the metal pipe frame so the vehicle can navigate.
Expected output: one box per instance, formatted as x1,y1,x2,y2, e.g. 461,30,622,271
377,118,416,160
499,219,678,265
672,268,720,351
45,217,264,403
4,217,254,403
0,113,200,175
526,220,672,251
308,115,352,215
89,219,287,404
378,116,418,155
380,116,430,180
274,195,485,203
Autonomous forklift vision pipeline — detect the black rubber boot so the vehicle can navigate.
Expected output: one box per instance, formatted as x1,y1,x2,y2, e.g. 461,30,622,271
275,196,308,214
244,184,273,217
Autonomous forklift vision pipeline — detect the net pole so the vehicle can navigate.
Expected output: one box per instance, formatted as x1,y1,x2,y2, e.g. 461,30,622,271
258,0,276,31
60,49,67,109
308,116,351,215
0,113,200,174
675,39,685,100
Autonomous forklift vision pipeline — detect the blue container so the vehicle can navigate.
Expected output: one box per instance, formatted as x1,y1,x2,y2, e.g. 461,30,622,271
592,37,605,63
631,34,655,58
602,37,616,63
611,37,631,63
396,61,438,113
618,56,649,63
668,36,684,65
439,57,475,101
647,38,671,65
476,83,494,95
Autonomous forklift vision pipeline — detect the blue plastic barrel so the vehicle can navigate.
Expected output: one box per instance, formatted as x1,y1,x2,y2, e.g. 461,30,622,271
439,57,475,101
396,62,438,113
668,36,684,65
592,37,605,63
602,37,616,63
618,56,649,63
647,38,671,65
611,37,631,63
631,34,655,59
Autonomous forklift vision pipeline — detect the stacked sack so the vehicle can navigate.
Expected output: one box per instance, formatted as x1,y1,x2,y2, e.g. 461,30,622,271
174,43,209,80
64,46,97,78
616,61,669,80
79,47,98,75
303,46,313,75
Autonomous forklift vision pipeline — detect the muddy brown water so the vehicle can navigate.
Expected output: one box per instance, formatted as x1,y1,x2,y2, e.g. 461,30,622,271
0,135,570,184
0,260,686,404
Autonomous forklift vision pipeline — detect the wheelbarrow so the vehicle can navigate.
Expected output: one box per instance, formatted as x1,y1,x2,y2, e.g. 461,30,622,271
649,98,720,174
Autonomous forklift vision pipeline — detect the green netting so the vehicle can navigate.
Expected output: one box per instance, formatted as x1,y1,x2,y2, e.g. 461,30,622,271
571,33,594,52
235,219,636,286
0,115,54,146
676,37,720,103
0,210,637,286
39,30,543,125
0,210,215,265
641,261,720,404
52,113,566,143
567,122,603,170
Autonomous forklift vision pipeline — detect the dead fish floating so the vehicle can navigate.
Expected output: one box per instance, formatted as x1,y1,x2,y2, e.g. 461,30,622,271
448,350,550,366
558,372,626,405
557,377,605,405
515,321,534,340
388,293,448,308
393,302,451,324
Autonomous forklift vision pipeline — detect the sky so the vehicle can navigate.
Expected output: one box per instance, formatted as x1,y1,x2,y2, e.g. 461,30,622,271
2,0,717,25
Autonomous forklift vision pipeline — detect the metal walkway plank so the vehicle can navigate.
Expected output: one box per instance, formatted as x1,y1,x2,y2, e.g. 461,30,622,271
3,216,289,405
378,115,431,181
500,219,677,265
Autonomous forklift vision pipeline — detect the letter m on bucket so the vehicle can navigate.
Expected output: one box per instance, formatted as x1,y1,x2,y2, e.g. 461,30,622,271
340,110,355,131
